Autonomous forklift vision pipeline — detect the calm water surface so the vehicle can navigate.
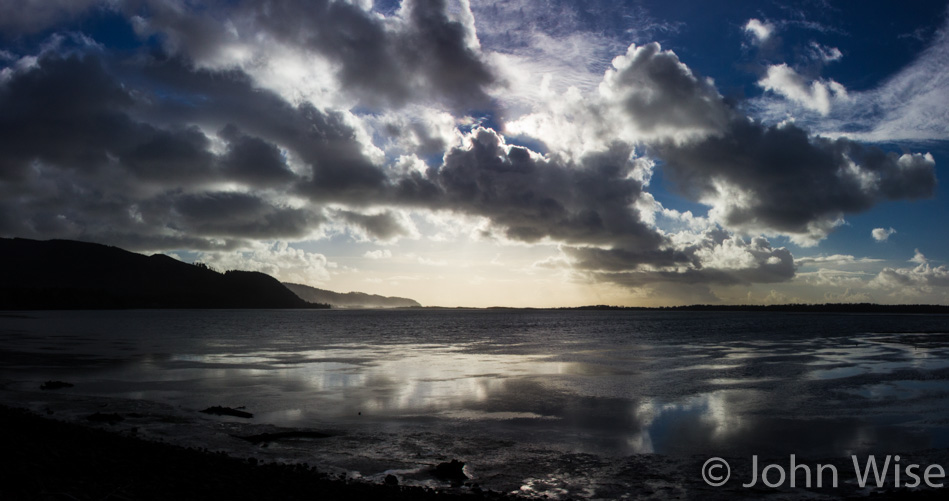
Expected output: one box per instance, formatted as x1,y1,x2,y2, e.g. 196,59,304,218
1,309,948,497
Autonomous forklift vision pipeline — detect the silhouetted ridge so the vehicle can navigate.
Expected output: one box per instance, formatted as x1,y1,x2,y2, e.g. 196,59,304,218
0,238,329,310
283,282,421,308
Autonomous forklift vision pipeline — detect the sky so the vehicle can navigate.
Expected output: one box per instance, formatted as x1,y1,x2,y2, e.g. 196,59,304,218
1,0,948,307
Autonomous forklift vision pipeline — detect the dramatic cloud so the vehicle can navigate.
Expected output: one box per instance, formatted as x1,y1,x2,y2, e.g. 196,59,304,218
131,0,497,111
871,227,896,242
567,228,794,286
506,39,935,247
507,41,731,155
420,127,662,247
0,1,944,305
168,192,322,240
600,43,731,142
0,51,386,248
337,210,415,242
657,120,936,245
216,125,297,188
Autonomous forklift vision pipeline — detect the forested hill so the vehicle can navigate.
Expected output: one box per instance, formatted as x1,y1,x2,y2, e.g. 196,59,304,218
0,238,328,310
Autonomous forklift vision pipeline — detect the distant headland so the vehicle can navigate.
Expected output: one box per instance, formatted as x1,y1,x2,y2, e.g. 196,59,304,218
283,283,420,309
0,238,327,310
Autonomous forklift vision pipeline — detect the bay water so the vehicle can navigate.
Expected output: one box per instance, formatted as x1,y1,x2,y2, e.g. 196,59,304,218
2,309,947,498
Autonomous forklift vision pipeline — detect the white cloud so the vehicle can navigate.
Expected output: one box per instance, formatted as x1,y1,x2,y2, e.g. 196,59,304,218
796,254,882,266
417,256,448,267
823,288,872,303
507,42,730,156
195,241,333,285
757,289,799,305
871,227,896,242
797,268,870,288
846,20,949,142
753,17,949,143
598,43,731,143
870,250,949,294
364,249,392,259
808,41,842,63
363,107,464,162
693,236,759,270
758,63,848,115
744,19,774,44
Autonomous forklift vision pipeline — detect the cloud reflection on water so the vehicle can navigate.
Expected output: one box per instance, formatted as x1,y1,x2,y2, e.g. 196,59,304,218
2,310,948,460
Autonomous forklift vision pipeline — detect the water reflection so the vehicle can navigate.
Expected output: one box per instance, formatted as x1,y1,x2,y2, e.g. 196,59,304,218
807,335,949,379
1,310,948,461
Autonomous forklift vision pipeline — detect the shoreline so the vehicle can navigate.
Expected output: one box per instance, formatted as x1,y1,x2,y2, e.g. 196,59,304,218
3,400,948,500
0,404,517,500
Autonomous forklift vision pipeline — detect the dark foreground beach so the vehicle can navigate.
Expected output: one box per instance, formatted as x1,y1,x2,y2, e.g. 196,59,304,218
0,404,517,500
4,402,949,500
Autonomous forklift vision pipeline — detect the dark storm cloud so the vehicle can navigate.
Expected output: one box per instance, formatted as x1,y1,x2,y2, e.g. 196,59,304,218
8,1,916,297
0,52,384,248
565,229,795,286
383,127,800,289
124,126,216,182
126,0,237,64
253,0,495,110
396,0,495,109
521,38,937,245
424,128,664,248
168,191,323,240
0,55,136,176
132,56,389,201
131,0,497,111
655,119,937,240
0,0,103,35
338,210,411,241
604,42,731,139
218,125,296,188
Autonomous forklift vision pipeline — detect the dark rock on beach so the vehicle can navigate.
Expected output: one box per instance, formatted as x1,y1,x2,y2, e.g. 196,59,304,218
40,380,73,390
433,459,469,482
200,406,254,418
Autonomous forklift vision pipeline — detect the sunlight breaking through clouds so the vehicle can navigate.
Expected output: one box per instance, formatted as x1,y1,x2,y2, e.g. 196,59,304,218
0,0,946,306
